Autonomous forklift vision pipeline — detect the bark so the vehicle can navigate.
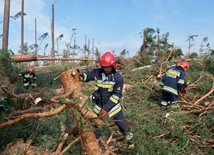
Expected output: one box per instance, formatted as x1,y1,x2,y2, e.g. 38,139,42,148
53,68,103,126
54,68,102,155
2,0,10,50
81,129,102,155
0,104,66,128
5,139,52,155
10,54,96,62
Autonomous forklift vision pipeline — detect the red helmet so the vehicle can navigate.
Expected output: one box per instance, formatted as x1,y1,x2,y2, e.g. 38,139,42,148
27,67,35,73
100,51,117,68
177,61,189,71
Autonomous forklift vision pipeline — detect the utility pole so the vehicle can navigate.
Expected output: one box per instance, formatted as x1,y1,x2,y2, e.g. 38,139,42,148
51,0,55,64
21,0,24,54
2,0,11,51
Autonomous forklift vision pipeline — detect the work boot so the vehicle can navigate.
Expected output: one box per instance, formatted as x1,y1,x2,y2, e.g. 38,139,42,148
160,101,168,110
125,132,135,149
31,83,37,88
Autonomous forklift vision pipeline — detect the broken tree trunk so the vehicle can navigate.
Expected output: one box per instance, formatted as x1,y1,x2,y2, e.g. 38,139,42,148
52,68,103,126
54,68,102,155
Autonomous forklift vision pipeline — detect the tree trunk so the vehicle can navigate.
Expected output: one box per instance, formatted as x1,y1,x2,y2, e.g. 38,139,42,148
57,68,102,155
2,0,10,50
21,0,24,54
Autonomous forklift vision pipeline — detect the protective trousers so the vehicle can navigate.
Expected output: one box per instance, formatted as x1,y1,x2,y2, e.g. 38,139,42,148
94,110,129,139
161,91,178,106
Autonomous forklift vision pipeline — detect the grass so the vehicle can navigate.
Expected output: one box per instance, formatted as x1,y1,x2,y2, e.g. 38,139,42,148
0,53,213,154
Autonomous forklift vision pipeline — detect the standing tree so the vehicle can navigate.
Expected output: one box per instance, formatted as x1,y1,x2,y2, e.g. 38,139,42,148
56,34,63,58
38,32,49,55
2,0,11,51
21,0,25,54
186,34,198,55
139,27,156,56
51,0,55,64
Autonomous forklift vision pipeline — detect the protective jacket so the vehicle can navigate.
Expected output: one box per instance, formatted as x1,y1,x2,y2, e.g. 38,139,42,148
19,71,37,87
160,66,186,95
82,68,123,118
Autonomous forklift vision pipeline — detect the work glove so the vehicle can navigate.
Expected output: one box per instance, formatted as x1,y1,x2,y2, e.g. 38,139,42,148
100,109,108,119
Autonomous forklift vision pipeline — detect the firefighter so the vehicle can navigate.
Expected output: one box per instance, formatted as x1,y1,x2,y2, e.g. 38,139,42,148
19,66,37,88
160,61,189,109
79,51,133,144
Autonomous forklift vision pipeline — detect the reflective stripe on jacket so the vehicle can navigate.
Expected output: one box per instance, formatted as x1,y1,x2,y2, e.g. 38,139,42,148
83,68,123,118
20,71,36,85
161,66,186,95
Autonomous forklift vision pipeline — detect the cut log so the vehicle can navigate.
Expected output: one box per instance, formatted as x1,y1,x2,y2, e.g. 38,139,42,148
10,54,96,62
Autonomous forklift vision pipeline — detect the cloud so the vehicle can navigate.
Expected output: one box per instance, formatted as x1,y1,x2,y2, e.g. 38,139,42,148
3,0,73,54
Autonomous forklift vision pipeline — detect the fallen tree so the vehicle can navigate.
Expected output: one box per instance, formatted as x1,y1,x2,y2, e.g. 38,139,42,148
0,68,104,154
10,54,96,62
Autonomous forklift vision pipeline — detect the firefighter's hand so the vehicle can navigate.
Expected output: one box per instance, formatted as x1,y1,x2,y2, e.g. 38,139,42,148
101,109,108,119
181,87,187,93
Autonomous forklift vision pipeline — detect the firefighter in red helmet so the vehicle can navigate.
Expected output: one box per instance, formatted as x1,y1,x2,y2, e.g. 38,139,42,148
176,61,190,71
160,61,189,109
19,66,37,88
79,51,133,146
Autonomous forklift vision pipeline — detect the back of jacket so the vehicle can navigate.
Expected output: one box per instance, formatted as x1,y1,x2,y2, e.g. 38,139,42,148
161,66,186,95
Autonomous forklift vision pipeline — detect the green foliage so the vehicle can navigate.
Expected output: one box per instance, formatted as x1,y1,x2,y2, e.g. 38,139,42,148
0,119,41,150
0,56,213,154
133,54,152,67
195,80,212,93
173,48,183,57
189,52,198,58
188,59,203,72
0,50,16,82
210,50,214,56
203,56,214,75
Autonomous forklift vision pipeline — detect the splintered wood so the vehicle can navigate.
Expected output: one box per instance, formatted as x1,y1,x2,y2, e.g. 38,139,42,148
52,68,103,126
53,68,103,155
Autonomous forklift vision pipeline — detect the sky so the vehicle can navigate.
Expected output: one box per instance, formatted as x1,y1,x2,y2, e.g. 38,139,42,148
0,0,214,57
